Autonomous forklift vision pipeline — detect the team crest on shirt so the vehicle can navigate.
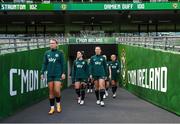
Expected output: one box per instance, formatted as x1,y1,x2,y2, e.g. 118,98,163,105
82,61,85,65
55,54,59,57
47,54,50,57
100,58,103,61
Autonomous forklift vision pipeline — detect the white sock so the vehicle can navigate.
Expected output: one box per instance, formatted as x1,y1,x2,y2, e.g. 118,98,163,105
51,106,55,109
57,103,60,106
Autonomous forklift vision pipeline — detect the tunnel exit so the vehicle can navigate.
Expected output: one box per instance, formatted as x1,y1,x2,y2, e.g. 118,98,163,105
67,44,118,86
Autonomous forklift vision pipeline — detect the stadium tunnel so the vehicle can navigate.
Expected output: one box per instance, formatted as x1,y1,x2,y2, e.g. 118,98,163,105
1,1,180,121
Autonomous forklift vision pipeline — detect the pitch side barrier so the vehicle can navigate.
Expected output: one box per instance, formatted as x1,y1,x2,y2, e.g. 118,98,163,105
116,36,180,52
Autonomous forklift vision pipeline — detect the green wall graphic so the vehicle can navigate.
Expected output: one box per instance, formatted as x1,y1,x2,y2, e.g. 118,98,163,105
118,44,180,116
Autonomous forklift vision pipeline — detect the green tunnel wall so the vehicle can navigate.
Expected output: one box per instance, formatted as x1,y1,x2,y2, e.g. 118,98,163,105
118,44,180,116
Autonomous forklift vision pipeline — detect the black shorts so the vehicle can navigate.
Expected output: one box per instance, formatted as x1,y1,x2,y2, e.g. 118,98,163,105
75,78,87,83
47,76,62,83
111,76,118,82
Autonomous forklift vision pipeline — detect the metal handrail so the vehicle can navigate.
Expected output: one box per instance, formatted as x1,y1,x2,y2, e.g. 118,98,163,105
116,36,180,52
0,36,66,54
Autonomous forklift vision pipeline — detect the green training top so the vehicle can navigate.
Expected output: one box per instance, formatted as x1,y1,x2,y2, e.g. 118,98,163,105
109,60,120,77
89,55,108,77
41,49,65,76
71,59,89,82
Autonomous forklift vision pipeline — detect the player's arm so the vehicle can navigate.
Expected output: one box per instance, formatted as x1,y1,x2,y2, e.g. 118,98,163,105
103,57,108,77
85,61,89,78
89,57,93,79
41,52,48,79
60,51,66,80
109,64,112,79
71,60,76,83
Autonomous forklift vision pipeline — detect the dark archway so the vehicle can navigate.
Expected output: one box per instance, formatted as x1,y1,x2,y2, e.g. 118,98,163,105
69,44,118,62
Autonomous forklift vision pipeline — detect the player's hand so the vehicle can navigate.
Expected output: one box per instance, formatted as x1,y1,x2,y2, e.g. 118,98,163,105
81,82,87,88
88,78,91,82
61,83,63,88
82,82,87,86
61,74,66,80
41,74,44,80
109,75,112,80
104,77,107,80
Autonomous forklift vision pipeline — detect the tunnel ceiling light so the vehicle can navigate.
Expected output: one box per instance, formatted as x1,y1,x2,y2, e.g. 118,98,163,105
31,21,35,25
91,17,95,19
149,20,153,24
128,14,131,19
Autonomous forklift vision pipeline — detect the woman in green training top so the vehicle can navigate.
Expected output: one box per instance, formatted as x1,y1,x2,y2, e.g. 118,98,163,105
72,51,89,105
41,39,66,115
109,54,120,98
89,46,108,107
